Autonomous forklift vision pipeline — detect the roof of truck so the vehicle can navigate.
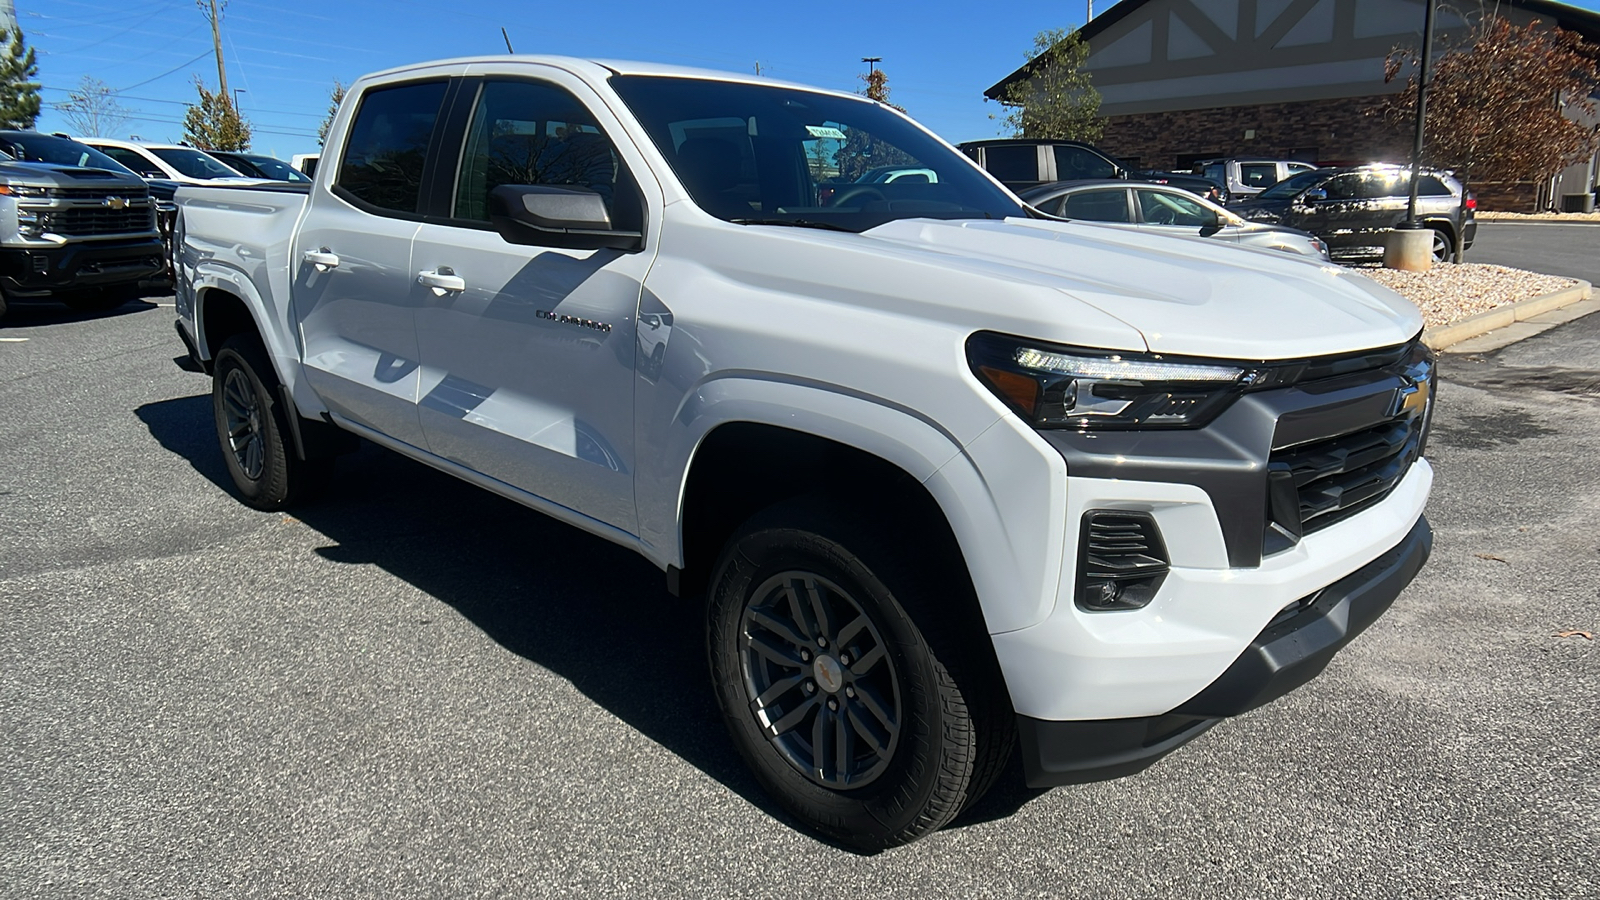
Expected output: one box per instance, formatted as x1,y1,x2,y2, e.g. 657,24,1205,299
355,55,862,100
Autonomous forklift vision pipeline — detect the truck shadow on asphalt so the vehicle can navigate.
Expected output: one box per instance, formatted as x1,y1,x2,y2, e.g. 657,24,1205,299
135,393,1048,851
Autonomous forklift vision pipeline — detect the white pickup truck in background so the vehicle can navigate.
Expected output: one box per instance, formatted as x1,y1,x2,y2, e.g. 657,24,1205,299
173,56,1435,850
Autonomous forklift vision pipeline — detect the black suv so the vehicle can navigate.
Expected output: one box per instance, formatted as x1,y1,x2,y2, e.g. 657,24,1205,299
1228,165,1476,263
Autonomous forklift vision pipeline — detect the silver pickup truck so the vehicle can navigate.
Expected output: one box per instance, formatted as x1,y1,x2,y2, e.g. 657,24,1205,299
173,56,1435,849
0,132,166,320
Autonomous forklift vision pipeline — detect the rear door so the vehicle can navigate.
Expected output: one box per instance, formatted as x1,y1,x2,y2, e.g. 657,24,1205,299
292,77,454,448
407,67,658,532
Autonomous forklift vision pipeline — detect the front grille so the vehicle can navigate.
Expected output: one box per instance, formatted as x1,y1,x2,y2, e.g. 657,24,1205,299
46,187,151,200
1270,418,1421,535
45,206,156,237
1261,341,1434,554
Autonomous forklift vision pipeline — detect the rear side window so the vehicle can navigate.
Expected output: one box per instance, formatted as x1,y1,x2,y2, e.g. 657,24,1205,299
337,80,448,215
1240,164,1277,188
1054,145,1116,180
983,145,1037,183
1062,189,1131,222
1418,176,1453,197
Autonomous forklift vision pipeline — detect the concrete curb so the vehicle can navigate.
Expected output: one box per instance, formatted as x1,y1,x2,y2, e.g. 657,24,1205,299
1423,280,1593,350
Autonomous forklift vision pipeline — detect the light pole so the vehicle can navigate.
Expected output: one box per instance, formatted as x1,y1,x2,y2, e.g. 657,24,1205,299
1384,0,1438,271
232,88,246,111
861,56,881,75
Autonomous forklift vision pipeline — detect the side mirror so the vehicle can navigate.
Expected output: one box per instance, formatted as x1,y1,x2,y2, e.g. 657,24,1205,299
488,184,642,251
1300,188,1328,204
1199,221,1224,237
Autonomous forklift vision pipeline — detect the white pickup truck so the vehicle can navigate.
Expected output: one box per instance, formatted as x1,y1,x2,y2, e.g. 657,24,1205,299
173,56,1435,849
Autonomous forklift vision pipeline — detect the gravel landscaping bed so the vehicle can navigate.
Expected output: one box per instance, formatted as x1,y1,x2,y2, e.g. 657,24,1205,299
1355,262,1583,328
1477,210,1600,222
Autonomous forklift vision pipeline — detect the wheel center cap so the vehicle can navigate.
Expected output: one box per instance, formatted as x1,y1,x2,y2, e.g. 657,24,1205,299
812,655,844,694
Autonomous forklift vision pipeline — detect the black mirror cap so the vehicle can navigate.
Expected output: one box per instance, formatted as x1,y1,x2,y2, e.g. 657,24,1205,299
488,184,643,251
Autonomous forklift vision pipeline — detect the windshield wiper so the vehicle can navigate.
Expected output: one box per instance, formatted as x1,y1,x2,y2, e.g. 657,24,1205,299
730,217,856,233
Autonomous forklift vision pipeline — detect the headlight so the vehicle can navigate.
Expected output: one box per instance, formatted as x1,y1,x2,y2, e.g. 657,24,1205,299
0,184,48,198
966,332,1248,430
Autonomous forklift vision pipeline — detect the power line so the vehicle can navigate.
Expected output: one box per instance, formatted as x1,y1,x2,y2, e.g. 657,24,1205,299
116,48,213,93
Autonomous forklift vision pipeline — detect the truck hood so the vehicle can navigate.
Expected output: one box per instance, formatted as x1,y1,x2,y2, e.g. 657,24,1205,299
861,217,1420,359
0,161,150,192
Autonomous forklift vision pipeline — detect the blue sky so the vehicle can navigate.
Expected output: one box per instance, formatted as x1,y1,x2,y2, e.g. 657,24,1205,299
23,0,1600,161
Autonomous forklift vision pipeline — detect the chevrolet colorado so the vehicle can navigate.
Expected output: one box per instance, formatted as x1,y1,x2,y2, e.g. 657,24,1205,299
173,57,1435,849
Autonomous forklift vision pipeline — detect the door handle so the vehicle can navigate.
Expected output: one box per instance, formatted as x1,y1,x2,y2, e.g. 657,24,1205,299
417,266,465,295
303,248,339,271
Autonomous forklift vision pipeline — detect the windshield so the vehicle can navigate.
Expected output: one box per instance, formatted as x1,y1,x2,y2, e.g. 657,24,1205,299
609,76,1026,232
1256,169,1324,201
150,147,245,179
0,133,136,174
238,154,309,182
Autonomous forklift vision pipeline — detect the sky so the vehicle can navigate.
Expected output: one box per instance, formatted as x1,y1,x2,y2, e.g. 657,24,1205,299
22,0,1600,162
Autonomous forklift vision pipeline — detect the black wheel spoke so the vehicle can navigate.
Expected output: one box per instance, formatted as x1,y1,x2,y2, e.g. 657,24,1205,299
766,694,818,737
854,682,896,732
834,706,853,777
812,704,832,779
800,576,833,641
846,705,891,760
848,643,886,676
748,633,805,669
748,607,810,651
836,614,868,647
754,673,803,707
783,578,821,641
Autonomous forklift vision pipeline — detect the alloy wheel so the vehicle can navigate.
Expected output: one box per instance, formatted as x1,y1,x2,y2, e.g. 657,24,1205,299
221,367,266,480
739,571,902,789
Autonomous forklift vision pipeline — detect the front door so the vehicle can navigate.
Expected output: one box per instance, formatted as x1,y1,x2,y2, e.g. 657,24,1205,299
410,72,657,533
1133,188,1231,243
292,79,451,449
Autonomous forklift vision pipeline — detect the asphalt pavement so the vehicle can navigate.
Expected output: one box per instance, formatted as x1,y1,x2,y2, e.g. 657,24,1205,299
1467,220,1600,285
2,297,1597,899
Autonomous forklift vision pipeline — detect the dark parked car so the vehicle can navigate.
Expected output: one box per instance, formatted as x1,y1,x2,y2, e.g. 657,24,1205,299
206,151,312,183
1020,180,1328,260
1228,165,1476,263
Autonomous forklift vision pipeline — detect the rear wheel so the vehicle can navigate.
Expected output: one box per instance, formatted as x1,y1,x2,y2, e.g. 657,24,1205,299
212,334,331,509
1429,227,1454,264
707,499,1011,850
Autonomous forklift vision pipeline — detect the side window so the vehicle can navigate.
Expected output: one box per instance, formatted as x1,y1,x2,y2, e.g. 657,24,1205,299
1203,163,1224,183
983,145,1038,183
1054,146,1116,180
452,79,641,230
1322,175,1361,200
100,146,160,177
1136,189,1215,227
1062,189,1131,222
1418,176,1453,197
336,80,448,216
1240,164,1277,188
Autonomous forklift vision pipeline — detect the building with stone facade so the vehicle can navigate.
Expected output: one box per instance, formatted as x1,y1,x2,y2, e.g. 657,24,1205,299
984,0,1600,211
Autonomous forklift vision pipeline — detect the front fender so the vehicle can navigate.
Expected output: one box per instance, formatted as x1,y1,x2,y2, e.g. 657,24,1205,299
641,375,1068,636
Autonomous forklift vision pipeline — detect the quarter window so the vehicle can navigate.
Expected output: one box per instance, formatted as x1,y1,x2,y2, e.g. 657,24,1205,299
336,80,448,215
983,145,1037,183
452,79,641,230
1240,164,1277,188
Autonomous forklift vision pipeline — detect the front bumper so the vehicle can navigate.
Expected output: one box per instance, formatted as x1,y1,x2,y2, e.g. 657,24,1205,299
0,237,165,297
1018,514,1431,786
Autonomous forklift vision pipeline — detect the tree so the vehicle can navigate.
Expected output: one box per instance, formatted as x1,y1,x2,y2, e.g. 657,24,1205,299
55,76,131,137
0,26,41,130
317,81,346,147
1380,15,1600,188
858,68,904,112
992,28,1102,142
182,79,251,151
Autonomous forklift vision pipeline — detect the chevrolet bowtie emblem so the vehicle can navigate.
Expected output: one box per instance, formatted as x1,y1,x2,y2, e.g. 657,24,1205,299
104,196,128,210
1392,377,1431,418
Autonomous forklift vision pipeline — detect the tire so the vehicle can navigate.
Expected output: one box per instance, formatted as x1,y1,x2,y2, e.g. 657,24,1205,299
707,498,1012,850
211,334,331,509
0,287,8,322
1429,227,1454,264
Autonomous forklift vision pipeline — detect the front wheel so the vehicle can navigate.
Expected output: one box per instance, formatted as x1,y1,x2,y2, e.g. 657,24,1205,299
211,334,330,509
1430,227,1454,264
707,500,1010,850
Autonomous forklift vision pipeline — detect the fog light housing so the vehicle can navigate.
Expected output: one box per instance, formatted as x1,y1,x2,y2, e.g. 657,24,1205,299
1077,511,1169,612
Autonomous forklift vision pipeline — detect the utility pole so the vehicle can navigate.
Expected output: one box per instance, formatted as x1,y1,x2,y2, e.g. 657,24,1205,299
1088,1,1094,21
754,61,762,75
201,0,230,103
1404,0,1437,226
